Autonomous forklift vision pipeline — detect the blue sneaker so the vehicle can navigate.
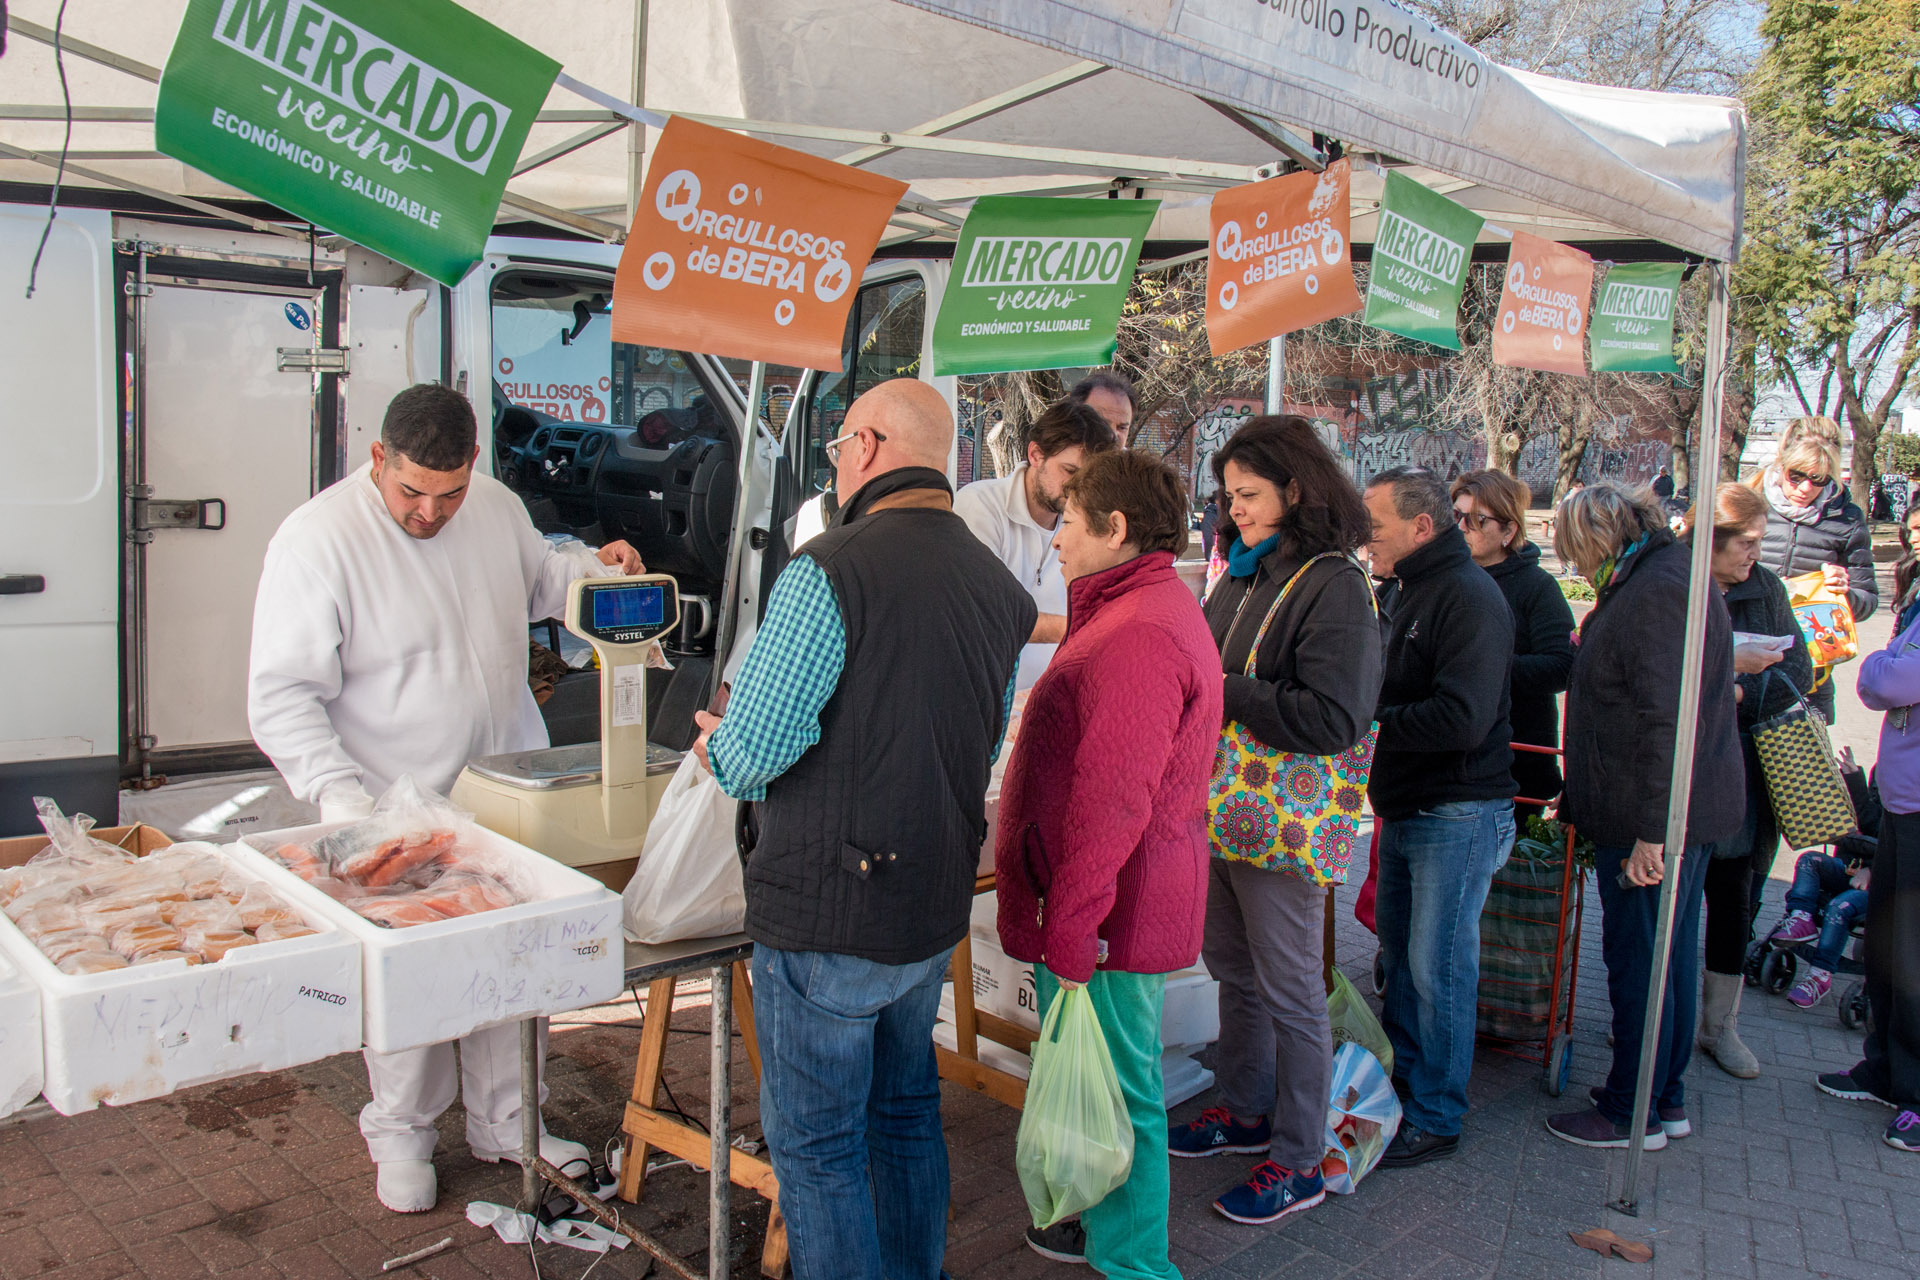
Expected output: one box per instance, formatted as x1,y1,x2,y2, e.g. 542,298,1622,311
1888,1110,1920,1154
1168,1107,1271,1158
1213,1161,1325,1225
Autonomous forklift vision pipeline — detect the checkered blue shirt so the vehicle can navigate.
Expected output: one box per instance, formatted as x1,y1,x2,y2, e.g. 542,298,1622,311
708,553,1017,800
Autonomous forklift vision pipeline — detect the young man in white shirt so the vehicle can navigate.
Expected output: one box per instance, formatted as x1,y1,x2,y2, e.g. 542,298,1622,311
248,384,641,1212
953,399,1118,688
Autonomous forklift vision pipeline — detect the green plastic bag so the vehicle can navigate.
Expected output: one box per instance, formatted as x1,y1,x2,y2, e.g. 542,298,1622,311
1015,985,1133,1228
1328,970,1393,1075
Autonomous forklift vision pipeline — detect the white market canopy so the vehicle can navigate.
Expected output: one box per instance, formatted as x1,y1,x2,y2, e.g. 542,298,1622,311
0,0,1743,261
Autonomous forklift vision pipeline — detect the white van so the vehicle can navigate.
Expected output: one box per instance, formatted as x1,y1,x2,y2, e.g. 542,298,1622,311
0,200,960,831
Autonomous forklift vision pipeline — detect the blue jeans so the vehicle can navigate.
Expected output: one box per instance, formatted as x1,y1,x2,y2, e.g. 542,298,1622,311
1375,798,1515,1137
1784,851,1867,972
751,945,954,1280
1593,843,1711,1125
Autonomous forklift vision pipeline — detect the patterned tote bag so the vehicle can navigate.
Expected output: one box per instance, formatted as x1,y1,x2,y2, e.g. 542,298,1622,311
1208,554,1379,886
1751,669,1858,850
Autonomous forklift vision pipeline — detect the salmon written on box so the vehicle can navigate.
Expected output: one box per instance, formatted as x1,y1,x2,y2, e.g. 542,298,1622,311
0,822,361,1115
233,820,623,1054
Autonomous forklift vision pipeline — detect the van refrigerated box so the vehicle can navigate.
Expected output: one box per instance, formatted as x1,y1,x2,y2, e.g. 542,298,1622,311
232,822,623,1054
0,824,362,1115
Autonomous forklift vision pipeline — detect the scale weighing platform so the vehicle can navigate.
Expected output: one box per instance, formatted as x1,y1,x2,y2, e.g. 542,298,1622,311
452,574,685,889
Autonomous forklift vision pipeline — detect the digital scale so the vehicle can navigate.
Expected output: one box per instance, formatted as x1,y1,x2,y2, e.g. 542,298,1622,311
451,574,684,890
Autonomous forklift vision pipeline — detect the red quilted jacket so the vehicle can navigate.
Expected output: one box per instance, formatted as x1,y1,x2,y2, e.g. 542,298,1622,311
995,550,1223,982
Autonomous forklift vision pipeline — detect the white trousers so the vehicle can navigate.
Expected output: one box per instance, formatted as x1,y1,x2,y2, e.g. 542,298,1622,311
360,1019,550,1163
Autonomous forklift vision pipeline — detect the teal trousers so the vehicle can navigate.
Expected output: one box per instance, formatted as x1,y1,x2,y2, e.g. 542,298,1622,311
1035,965,1181,1280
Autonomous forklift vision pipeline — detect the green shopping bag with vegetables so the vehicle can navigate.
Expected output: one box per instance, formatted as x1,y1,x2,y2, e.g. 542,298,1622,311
1015,985,1133,1228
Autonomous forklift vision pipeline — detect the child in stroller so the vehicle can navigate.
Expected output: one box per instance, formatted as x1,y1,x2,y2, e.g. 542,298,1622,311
1753,750,1878,1020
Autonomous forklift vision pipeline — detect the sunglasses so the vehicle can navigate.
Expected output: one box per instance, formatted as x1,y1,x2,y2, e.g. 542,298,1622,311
824,426,888,465
1785,467,1831,489
1453,508,1506,532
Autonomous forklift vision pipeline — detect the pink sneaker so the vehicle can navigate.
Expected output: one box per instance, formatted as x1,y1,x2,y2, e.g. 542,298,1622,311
1788,968,1832,1009
1770,911,1818,946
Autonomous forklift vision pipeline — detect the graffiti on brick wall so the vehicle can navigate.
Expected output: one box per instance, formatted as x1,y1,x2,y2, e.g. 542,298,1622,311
1190,399,1262,498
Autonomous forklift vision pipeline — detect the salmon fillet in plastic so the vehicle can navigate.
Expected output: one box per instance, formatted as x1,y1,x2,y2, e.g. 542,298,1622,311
276,844,325,879
352,896,449,929
349,829,458,888
416,874,516,918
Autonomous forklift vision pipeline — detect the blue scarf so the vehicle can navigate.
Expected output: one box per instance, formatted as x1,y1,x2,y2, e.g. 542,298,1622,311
1226,531,1280,579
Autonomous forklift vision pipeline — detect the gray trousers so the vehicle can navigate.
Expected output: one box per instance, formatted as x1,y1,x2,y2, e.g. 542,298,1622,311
1202,858,1332,1172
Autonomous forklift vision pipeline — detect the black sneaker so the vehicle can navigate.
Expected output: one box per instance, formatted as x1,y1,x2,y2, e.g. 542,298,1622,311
1376,1122,1458,1168
1887,1110,1920,1154
1817,1069,1895,1107
1025,1219,1087,1265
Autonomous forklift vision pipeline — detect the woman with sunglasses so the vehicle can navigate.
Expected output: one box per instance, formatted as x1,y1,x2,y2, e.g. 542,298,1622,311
1750,419,1877,721
1450,470,1575,822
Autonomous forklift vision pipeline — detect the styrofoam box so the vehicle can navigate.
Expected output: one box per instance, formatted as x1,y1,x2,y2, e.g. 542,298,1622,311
0,950,42,1118
0,836,361,1115
233,822,622,1053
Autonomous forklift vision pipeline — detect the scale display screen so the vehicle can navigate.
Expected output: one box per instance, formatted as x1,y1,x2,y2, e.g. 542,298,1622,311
571,576,677,647
593,584,665,631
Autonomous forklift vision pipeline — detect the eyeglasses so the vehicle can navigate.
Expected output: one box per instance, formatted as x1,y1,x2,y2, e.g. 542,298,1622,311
1453,508,1505,532
824,426,887,465
1785,467,1831,489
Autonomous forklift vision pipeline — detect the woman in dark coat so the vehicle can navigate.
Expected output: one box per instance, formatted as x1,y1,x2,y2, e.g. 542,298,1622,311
1176,415,1382,1226
1450,470,1575,818
1752,421,1877,721
1679,482,1810,1081
1545,483,1745,1149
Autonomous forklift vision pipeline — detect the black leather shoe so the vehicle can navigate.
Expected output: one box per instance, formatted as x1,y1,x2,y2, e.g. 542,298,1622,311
1378,1122,1459,1168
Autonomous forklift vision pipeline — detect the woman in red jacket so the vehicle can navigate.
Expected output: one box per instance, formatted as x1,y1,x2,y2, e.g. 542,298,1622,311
996,449,1224,1279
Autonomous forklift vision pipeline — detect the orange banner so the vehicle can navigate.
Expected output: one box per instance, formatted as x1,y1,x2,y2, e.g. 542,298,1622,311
613,117,907,370
1491,232,1594,376
1206,160,1362,354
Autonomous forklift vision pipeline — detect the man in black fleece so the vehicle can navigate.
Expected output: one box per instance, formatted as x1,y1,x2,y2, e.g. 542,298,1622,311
1362,467,1517,1168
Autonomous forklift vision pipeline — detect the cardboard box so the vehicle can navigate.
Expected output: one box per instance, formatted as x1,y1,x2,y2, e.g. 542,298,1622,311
0,826,362,1114
233,822,622,1053
0,950,41,1117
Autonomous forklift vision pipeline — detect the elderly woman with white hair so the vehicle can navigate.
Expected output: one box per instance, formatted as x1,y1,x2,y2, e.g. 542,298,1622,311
1544,482,1746,1150
1752,418,1876,722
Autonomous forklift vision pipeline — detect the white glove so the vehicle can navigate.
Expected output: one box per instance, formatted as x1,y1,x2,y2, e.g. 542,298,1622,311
318,782,376,823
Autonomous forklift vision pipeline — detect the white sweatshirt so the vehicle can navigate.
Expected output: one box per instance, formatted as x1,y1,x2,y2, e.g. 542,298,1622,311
247,462,611,807
953,465,1065,690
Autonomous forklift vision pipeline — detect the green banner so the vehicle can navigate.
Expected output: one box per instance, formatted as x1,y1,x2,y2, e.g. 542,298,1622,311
155,0,559,286
931,196,1158,376
1589,262,1684,372
1362,172,1484,351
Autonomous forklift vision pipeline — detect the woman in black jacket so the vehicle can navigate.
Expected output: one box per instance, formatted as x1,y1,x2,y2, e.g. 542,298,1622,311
1177,416,1382,1225
1752,422,1877,721
1544,483,1745,1150
1451,470,1575,818
1680,482,1811,1081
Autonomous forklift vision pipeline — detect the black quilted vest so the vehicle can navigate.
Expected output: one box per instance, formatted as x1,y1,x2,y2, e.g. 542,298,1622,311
745,468,1037,964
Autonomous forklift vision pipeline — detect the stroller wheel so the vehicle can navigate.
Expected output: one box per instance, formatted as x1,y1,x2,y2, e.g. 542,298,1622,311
1840,981,1869,1031
1742,939,1770,988
1370,950,1386,997
1761,948,1797,995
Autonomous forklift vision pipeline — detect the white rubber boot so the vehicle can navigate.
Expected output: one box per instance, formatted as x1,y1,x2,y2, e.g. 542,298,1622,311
376,1159,438,1213
473,1133,592,1175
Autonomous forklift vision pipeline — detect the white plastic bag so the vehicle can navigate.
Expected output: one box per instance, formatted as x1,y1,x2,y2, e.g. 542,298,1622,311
1321,1043,1402,1194
621,755,745,944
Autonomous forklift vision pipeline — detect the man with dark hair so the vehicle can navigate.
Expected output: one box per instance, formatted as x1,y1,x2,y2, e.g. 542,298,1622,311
690,379,1033,1280
1069,369,1138,445
1360,465,1517,1168
247,384,642,1214
955,400,1117,687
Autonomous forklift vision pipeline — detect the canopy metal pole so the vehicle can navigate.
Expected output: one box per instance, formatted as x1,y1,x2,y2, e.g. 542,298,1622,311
1612,260,1729,1216
1266,335,1285,414
625,0,649,228
712,362,767,700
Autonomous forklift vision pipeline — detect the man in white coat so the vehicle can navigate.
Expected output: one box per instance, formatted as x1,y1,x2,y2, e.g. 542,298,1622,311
248,383,642,1213
953,399,1116,688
